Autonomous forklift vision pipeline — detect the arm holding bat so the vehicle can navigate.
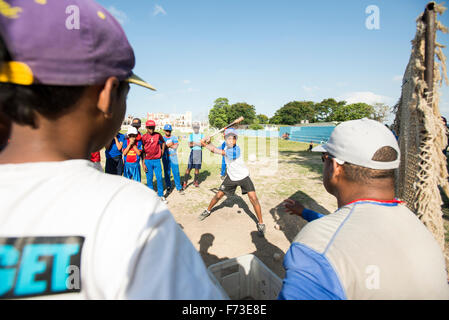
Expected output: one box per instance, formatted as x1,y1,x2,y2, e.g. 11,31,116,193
200,116,245,155
201,138,225,155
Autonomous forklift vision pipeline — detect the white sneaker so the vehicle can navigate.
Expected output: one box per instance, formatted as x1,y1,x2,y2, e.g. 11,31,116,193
160,197,168,204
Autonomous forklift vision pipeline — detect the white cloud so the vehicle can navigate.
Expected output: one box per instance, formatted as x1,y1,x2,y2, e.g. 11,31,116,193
107,6,127,25
153,5,167,16
337,91,396,106
183,80,191,84
393,75,403,82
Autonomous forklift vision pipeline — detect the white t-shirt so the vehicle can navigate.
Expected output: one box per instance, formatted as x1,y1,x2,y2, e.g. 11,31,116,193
0,160,226,300
224,145,249,181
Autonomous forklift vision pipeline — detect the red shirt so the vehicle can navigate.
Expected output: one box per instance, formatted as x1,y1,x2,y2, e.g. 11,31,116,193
90,152,101,163
142,132,164,160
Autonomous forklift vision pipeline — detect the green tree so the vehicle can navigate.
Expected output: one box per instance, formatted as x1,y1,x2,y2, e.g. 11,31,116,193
330,103,374,122
226,102,256,125
314,98,346,122
270,101,316,125
257,114,269,124
209,98,230,128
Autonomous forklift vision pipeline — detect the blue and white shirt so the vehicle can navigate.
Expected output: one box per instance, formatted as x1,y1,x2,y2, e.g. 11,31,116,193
224,145,249,181
278,200,449,300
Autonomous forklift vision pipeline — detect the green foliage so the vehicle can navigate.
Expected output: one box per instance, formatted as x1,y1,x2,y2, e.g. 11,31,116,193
208,98,230,128
314,98,346,122
209,98,257,128
257,114,269,124
270,101,315,125
330,103,374,122
226,102,256,125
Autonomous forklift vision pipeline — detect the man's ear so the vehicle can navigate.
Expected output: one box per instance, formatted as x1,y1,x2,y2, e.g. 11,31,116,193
332,161,345,181
97,77,120,119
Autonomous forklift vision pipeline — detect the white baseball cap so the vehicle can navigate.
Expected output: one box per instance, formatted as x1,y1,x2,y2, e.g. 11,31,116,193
127,126,138,135
312,118,400,170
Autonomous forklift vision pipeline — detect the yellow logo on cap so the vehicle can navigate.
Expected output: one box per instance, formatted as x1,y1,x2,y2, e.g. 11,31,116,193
97,11,106,20
0,61,34,85
0,0,22,19
35,0,47,5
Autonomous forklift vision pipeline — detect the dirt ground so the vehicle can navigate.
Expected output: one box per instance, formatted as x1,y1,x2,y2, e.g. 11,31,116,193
162,151,337,279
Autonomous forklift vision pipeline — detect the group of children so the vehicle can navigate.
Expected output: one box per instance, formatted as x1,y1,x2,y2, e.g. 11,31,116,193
98,118,266,235
98,118,211,204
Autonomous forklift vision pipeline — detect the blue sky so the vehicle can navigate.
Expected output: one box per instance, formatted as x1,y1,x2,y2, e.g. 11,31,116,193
97,0,449,122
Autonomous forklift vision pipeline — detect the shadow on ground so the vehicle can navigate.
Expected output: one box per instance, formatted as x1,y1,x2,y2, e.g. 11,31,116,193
199,233,229,267
209,193,259,224
182,170,212,189
250,231,286,278
269,189,332,243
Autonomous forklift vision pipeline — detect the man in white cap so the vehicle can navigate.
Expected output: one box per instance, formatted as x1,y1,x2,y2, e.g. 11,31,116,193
279,118,449,300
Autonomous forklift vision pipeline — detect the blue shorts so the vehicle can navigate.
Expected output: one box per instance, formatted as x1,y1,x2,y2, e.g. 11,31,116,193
188,149,202,169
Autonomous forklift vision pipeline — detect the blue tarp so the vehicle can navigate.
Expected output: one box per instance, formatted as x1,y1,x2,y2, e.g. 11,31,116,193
279,126,335,143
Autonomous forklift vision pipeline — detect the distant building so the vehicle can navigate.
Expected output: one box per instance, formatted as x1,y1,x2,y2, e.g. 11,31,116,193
147,111,193,129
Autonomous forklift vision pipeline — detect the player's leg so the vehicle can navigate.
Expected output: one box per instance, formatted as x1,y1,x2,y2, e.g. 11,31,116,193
117,156,124,176
105,157,113,174
241,176,265,236
134,162,142,182
171,159,183,192
145,159,155,190
183,151,193,189
194,168,200,187
162,157,172,191
199,190,225,221
153,159,165,198
123,162,130,179
193,150,202,187
220,157,226,179
247,191,263,224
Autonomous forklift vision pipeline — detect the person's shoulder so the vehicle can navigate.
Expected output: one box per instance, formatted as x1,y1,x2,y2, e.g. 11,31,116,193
293,207,351,252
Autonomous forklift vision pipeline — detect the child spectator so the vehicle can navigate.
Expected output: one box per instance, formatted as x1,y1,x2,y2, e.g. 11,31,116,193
183,123,204,189
105,131,125,175
162,124,184,195
123,127,143,182
142,120,167,203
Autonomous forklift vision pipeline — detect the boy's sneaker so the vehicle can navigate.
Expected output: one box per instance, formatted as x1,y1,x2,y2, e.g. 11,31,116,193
198,210,211,221
194,181,199,188
160,197,168,204
178,189,185,195
166,187,172,194
182,182,187,190
257,223,266,236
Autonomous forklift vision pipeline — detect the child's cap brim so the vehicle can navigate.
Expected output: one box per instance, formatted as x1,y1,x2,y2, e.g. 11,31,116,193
126,74,156,91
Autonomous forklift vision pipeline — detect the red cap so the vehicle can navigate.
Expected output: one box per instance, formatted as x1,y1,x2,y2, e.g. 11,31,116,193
146,120,156,127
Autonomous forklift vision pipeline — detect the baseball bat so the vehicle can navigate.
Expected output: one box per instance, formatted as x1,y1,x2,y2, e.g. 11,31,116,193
208,116,244,139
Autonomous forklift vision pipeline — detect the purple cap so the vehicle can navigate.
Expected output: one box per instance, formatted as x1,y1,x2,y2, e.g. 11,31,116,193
0,0,155,90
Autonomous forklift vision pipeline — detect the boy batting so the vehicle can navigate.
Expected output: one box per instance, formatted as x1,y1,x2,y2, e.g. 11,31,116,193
199,128,265,236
